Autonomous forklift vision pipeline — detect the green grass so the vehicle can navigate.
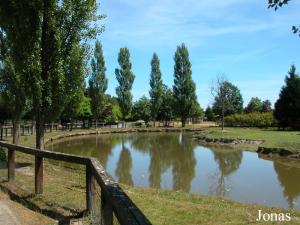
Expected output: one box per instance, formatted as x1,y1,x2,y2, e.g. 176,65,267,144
122,185,300,225
203,127,300,152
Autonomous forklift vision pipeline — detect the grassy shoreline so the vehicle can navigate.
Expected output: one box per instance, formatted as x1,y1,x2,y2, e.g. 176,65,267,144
197,127,300,153
1,127,300,224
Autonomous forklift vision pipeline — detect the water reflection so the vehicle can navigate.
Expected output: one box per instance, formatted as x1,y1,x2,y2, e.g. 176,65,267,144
274,160,300,208
50,132,300,209
116,139,134,186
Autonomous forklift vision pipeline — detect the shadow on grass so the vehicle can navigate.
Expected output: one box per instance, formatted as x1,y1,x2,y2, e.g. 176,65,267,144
0,178,86,225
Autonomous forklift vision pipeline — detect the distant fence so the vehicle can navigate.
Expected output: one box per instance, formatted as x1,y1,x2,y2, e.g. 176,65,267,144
0,141,152,225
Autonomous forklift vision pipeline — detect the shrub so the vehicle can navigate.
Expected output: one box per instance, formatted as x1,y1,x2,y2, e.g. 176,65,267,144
225,112,276,127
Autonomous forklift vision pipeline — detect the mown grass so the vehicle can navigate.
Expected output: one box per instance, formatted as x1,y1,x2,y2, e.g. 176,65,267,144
122,185,300,225
203,127,300,152
1,128,300,225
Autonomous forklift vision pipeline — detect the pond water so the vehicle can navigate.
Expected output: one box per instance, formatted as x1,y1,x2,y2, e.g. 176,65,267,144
49,132,300,209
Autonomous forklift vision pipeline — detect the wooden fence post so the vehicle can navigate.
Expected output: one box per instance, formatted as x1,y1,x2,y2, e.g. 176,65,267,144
101,189,113,225
8,148,15,181
35,156,43,194
86,164,95,213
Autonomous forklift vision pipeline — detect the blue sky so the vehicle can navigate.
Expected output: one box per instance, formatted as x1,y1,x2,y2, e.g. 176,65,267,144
96,0,300,108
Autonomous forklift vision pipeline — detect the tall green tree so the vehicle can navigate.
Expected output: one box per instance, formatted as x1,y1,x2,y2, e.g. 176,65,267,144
88,41,108,128
158,85,174,126
274,65,300,130
115,48,135,127
245,97,262,113
61,43,85,129
212,77,243,130
0,57,28,144
172,43,197,127
0,4,37,144
0,0,104,149
149,53,163,124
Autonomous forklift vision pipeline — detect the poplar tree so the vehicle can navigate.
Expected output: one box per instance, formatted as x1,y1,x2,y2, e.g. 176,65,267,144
89,41,108,128
0,0,105,149
149,53,163,125
115,48,135,127
172,43,197,127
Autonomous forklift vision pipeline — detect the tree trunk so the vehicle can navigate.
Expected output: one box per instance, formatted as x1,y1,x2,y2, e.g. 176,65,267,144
222,105,225,131
12,118,20,145
95,119,98,129
36,115,45,150
181,118,186,128
70,119,73,131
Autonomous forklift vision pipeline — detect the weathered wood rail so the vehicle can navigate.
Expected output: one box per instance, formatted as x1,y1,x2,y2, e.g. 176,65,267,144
0,141,152,225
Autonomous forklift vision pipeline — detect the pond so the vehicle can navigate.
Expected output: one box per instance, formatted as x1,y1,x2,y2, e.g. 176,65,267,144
49,132,300,209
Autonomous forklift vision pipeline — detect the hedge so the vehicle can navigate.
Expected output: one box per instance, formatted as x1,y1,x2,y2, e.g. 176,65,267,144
224,112,276,127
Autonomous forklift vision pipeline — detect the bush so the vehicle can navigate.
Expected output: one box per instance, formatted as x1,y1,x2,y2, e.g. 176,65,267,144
225,112,276,127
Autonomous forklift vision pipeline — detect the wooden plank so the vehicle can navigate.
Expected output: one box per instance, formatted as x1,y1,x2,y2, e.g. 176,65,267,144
0,142,90,165
101,188,113,225
7,148,15,181
90,158,152,225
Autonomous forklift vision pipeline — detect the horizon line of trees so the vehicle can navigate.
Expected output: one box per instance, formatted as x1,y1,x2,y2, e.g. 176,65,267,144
205,65,300,130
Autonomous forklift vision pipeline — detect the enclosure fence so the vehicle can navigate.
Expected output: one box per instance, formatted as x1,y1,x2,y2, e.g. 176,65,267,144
0,141,151,225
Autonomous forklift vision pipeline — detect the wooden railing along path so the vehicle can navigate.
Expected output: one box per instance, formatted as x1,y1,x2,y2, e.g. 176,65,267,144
0,141,152,225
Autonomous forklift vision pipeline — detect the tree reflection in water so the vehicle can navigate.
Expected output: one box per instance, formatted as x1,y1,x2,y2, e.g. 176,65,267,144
209,147,243,196
115,139,134,186
273,160,300,208
131,133,197,192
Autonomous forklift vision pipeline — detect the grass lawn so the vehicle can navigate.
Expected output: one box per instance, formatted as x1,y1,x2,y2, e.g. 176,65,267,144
122,185,300,225
1,128,300,224
203,127,300,152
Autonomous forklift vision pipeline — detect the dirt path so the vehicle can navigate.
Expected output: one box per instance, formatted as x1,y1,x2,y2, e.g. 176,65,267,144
0,191,55,225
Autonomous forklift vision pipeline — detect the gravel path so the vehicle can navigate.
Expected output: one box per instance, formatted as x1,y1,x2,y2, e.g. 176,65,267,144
0,200,21,225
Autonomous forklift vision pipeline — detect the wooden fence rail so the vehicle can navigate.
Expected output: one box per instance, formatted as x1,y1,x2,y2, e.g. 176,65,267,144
0,141,152,225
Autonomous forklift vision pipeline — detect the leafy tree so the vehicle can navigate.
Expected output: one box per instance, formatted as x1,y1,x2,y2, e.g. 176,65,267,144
274,65,300,129
106,104,122,122
158,85,174,125
172,43,197,127
0,12,32,144
61,43,85,128
132,96,151,124
77,96,92,128
268,0,300,36
149,53,163,123
212,77,243,130
0,0,104,149
88,41,108,128
190,101,204,118
245,97,262,113
261,100,272,112
115,48,135,126
205,106,215,121
0,56,28,144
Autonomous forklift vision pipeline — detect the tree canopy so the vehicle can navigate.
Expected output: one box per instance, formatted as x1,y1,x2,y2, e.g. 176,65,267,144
274,65,300,129
115,48,135,122
172,43,197,127
89,41,108,123
149,53,163,121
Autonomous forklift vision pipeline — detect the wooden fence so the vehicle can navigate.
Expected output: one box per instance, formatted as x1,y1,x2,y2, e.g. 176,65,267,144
0,141,152,225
